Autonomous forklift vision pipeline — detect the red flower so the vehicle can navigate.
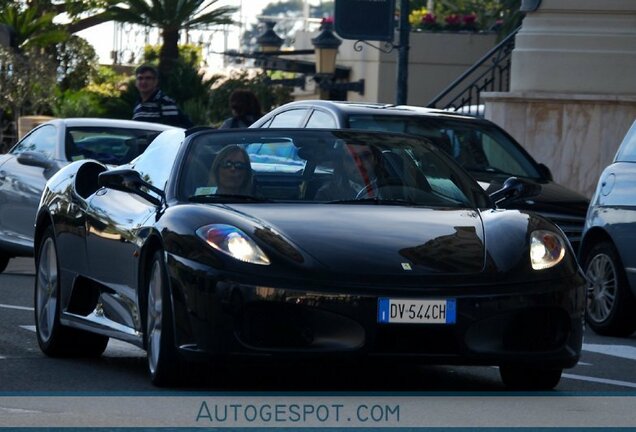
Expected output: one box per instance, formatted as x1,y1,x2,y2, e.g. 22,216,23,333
463,13,477,25
445,14,461,26
422,13,437,24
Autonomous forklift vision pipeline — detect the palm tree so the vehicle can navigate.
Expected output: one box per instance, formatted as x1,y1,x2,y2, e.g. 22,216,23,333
0,3,67,51
108,0,237,77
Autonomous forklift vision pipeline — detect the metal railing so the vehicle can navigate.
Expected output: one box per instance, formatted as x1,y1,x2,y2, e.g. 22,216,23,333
427,27,520,113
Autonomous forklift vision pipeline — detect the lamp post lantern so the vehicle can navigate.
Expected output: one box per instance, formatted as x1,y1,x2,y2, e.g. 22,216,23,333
311,21,343,99
250,19,363,100
311,21,342,75
256,21,284,53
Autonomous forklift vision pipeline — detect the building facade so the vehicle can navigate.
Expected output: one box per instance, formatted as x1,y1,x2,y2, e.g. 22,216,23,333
483,0,636,197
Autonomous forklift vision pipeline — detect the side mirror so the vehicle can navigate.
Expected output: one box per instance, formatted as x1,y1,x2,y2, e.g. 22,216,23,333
489,177,542,206
98,169,164,207
537,163,553,181
17,151,54,169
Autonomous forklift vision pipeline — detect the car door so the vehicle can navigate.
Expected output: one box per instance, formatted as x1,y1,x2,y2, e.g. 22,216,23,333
598,121,636,287
0,124,60,250
85,130,183,329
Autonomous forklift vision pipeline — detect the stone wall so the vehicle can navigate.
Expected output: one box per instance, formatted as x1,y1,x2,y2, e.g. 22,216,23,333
484,92,636,198
293,30,498,105
483,0,636,198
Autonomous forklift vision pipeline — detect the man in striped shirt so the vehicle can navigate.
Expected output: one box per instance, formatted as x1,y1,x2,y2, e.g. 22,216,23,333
132,65,193,129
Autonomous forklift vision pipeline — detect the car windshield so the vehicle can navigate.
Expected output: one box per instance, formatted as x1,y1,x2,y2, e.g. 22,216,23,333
66,127,164,165
178,130,489,208
347,115,543,180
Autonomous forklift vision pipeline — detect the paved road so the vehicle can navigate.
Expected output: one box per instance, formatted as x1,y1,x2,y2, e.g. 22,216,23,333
2,257,636,392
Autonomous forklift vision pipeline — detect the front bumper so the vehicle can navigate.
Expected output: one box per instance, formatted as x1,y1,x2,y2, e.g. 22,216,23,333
168,254,585,369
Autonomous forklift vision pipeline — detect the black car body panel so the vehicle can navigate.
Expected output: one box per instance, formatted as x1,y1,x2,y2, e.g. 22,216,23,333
251,101,589,250
35,129,585,385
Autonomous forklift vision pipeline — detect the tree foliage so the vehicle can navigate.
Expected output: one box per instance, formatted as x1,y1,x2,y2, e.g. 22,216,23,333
53,66,132,119
57,35,99,91
0,2,67,51
107,0,237,80
0,46,57,118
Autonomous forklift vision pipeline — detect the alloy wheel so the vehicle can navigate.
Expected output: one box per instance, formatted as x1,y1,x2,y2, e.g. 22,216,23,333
585,253,617,324
147,259,163,376
36,237,58,343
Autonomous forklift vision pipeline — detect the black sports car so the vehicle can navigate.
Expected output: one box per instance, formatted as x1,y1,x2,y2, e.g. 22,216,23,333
34,128,585,389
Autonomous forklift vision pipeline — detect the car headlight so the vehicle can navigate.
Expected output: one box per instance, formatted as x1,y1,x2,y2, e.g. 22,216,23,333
530,230,565,270
196,224,270,265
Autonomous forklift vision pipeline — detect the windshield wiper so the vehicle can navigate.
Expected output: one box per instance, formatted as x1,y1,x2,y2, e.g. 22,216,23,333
188,194,272,203
326,197,417,206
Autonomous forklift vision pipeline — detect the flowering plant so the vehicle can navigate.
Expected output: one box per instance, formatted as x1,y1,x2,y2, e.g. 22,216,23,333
319,16,334,30
320,16,334,25
409,7,482,32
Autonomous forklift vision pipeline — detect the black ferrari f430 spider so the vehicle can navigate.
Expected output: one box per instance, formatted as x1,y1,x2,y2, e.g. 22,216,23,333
33,128,585,388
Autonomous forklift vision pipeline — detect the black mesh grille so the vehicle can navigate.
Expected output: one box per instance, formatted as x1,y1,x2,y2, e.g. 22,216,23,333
538,212,585,250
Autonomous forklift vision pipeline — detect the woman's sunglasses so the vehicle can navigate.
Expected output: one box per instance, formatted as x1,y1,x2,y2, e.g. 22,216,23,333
221,160,248,170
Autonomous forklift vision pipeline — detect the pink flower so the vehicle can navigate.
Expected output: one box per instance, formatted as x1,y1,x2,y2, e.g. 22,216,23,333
444,14,461,26
463,13,477,25
422,13,437,25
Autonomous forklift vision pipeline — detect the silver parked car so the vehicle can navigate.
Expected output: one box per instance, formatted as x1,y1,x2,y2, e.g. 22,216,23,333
0,118,178,272
580,120,636,336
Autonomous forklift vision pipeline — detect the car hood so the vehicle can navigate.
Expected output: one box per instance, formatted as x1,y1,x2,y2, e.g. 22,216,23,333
474,174,589,217
227,204,486,275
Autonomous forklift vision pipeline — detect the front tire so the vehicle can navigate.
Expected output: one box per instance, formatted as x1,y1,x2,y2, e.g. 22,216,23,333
146,250,183,386
499,365,563,390
584,242,636,336
34,227,108,357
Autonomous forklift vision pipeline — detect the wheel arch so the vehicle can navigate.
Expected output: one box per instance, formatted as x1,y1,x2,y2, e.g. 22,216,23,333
34,210,54,261
579,227,615,264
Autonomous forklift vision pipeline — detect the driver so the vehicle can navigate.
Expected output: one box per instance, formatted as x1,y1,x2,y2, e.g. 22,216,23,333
315,144,379,201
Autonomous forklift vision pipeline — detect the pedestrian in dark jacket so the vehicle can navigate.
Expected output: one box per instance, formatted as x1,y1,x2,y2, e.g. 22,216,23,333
219,89,262,129
132,65,193,129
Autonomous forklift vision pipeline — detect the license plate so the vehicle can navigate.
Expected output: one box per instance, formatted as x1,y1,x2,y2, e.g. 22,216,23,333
377,298,456,324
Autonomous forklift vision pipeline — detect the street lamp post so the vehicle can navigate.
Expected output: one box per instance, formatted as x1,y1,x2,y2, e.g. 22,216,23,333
397,0,410,105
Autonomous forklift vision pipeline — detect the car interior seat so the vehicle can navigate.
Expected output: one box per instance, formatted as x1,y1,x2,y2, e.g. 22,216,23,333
65,131,78,161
